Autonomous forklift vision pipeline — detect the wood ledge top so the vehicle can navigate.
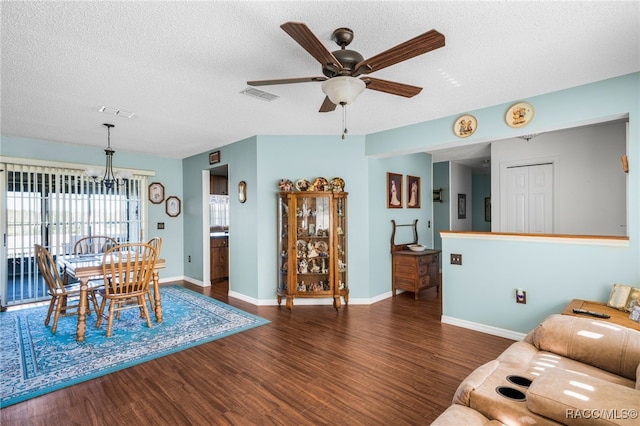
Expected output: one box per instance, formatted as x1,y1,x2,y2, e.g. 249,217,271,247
440,231,628,241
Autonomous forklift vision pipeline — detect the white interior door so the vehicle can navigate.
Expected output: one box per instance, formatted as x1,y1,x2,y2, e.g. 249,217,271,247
505,163,553,233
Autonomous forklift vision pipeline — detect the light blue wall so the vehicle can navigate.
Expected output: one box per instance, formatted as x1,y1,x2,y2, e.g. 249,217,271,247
367,153,433,298
0,135,184,280
472,175,491,232
254,135,370,300
181,136,259,298
366,72,640,334
433,161,450,254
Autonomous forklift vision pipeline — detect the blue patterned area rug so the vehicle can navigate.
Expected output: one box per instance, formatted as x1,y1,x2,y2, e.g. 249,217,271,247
0,285,269,407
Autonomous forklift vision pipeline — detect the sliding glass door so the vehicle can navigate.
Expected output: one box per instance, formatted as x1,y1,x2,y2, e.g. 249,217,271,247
1,162,146,307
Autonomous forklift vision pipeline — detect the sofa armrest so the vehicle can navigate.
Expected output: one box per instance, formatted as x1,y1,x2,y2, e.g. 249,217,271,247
452,360,500,406
527,369,640,425
431,405,498,426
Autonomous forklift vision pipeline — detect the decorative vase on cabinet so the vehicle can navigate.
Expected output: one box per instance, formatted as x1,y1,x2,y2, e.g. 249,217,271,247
277,191,349,310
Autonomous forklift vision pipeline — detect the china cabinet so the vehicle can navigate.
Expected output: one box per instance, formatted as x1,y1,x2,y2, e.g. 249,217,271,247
277,191,348,310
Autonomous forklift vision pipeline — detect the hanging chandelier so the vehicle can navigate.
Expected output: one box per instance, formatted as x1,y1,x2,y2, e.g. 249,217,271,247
85,123,131,189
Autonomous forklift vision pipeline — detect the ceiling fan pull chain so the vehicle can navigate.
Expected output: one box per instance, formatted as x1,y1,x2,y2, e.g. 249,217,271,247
342,103,348,140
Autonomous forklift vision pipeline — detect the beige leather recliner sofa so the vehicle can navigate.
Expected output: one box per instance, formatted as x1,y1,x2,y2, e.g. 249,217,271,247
432,314,640,425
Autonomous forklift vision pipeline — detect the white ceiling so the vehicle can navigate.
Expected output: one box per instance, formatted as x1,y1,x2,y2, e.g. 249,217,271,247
2,1,639,160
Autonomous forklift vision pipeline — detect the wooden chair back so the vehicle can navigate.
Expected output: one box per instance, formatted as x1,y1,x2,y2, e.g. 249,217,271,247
34,244,65,294
147,237,163,255
101,243,158,298
74,235,118,255
35,244,100,333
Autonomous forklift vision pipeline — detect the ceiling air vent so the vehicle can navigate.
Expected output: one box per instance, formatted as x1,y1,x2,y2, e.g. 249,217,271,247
99,106,135,118
240,87,279,102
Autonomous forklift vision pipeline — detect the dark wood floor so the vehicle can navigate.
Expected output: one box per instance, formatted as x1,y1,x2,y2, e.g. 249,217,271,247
1,282,514,425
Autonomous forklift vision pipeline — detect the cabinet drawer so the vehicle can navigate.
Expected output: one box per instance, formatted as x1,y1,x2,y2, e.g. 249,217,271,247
395,264,417,277
418,264,429,276
418,275,431,288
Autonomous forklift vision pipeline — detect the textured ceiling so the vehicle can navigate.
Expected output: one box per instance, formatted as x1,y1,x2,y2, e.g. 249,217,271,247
2,1,639,160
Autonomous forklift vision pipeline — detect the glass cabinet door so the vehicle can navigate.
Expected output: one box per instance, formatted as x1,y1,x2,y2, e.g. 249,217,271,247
334,194,349,307
293,194,331,295
277,194,290,303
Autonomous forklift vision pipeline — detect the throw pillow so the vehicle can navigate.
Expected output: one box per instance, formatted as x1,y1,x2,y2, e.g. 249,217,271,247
607,283,632,311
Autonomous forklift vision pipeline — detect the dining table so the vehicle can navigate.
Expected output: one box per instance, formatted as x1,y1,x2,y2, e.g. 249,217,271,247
57,253,166,341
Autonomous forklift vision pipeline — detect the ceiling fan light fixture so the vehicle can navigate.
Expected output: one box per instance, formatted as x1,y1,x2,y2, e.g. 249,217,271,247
321,76,366,105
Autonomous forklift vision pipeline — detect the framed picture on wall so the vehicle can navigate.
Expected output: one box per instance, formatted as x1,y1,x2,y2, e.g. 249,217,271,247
406,175,420,208
209,150,221,164
386,172,402,208
148,182,165,204
166,196,181,217
458,194,466,219
485,197,491,222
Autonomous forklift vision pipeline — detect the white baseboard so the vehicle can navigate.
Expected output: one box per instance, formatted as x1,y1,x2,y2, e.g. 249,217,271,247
166,276,209,287
441,315,526,341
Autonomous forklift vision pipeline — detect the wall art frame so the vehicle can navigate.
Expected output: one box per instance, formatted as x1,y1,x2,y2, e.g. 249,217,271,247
485,197,491,222
458,193,466,219
165,196,181,217
406,175,421,208
209,150,221,164
148,182,165,204
386,172,402,208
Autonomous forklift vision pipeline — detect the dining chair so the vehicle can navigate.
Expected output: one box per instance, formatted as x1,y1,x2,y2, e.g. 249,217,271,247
73,235,118,255
95,242,158,337
69,236,118,285
145,237,163,310
34,244,101,334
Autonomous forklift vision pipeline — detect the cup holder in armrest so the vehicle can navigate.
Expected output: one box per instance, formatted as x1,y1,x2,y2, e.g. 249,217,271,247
495,386,527,401
506,375,532,388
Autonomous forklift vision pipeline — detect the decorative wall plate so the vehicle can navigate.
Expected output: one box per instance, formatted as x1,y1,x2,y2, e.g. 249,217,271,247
453,114,477,138
295,179,311,192
330,177,345,192
312,177,328,191
506,102,535,128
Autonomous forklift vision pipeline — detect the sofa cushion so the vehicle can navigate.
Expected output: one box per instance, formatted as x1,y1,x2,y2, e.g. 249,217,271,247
527,369,640,426
529,314,640,380
525,351,635,389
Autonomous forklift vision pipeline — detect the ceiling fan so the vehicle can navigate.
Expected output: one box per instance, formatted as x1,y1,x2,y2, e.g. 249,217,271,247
247,22,446,112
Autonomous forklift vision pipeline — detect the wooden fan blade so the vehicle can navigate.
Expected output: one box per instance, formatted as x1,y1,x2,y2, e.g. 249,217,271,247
362,77,423,98
354,29,445,75
281,22,343,71
319,96,337,113
247,76,327,86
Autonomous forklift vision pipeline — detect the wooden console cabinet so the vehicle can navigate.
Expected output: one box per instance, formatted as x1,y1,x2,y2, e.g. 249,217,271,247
390,219,441,300
391,250,440,300
210,236,228,283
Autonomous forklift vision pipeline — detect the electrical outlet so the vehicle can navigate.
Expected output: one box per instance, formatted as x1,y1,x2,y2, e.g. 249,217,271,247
157,222,165,229
188,255,191,263
516,289,527,304
450,253,462,265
